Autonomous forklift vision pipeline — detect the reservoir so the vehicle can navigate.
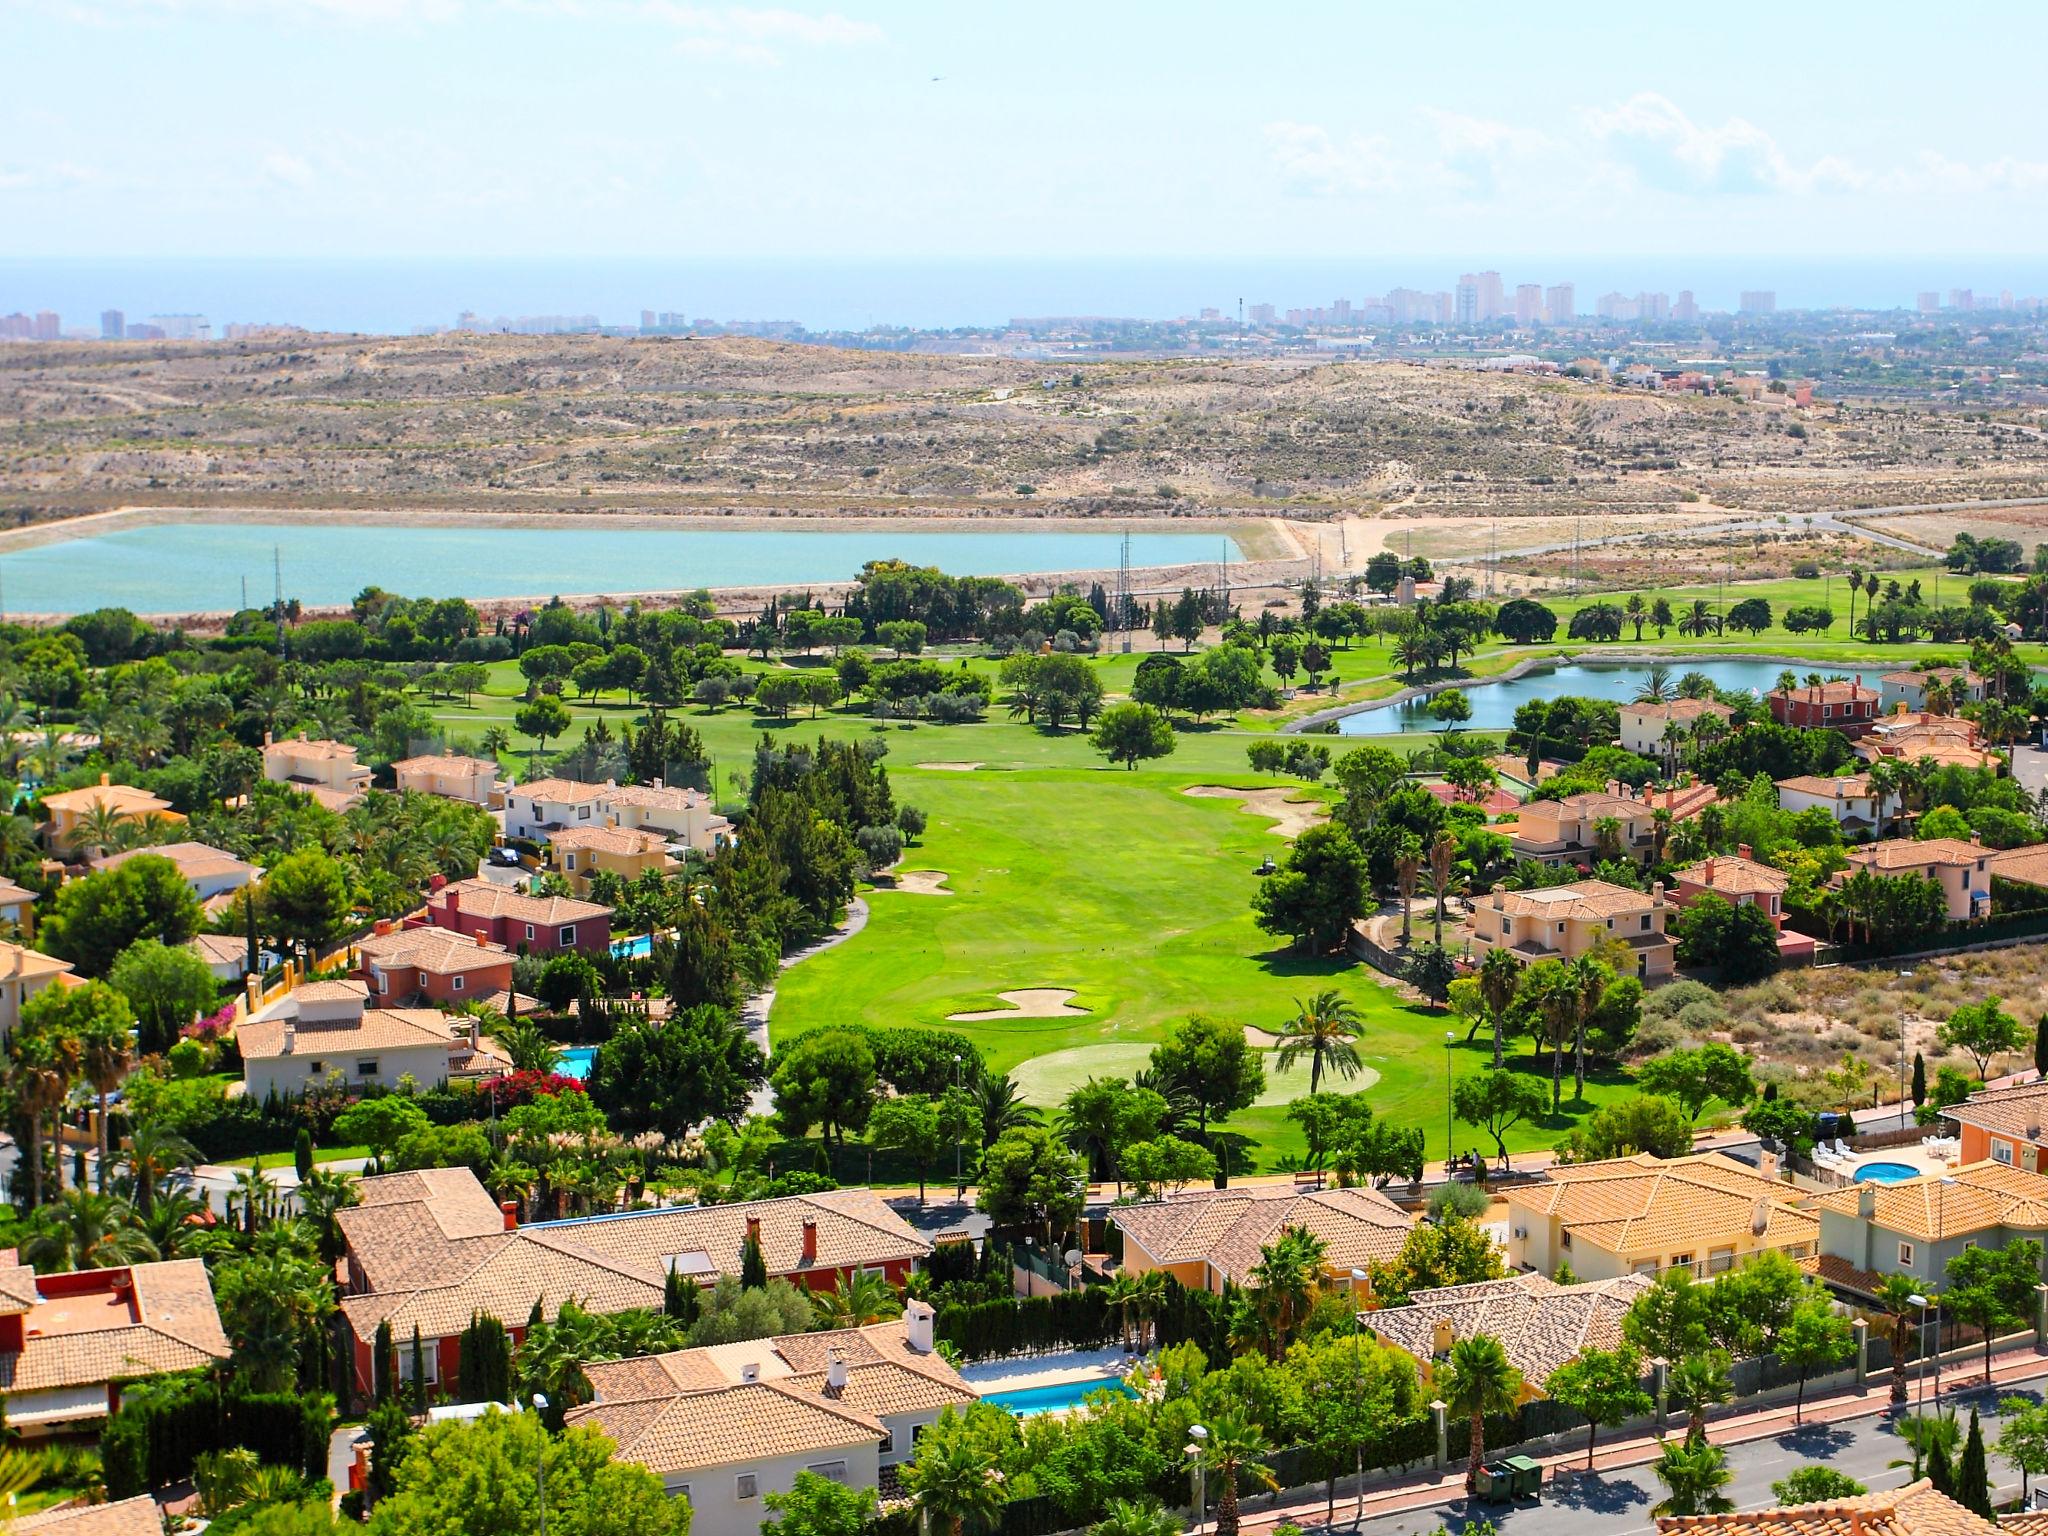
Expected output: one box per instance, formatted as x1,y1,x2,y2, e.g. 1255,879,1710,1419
1335,657,1852,735
0,519,1244,616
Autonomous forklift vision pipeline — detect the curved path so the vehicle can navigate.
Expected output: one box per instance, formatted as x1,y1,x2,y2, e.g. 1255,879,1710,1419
746,895,868,1115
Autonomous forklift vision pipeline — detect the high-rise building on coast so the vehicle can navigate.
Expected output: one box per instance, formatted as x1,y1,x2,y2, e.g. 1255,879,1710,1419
1454,274,1480,325
32,311,60,341
1917,292,1940,314
1739,291,1776,315
1514,283,1542,327
1544,284,1575,325
1673,290,1697,323
100,309,123,339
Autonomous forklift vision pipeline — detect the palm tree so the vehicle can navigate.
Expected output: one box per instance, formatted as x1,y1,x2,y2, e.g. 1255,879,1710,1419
1525,963,1577,1111
976,1073,1038,1147
69,798,130,857
139,1188,208,1258
1089,1499,1181,1536
1845,565,1863,639
1567,954,1609,1104
121,1122,200,1221
1651,1431,1735,1517
1633,664,1675,704
1395,836,1423,948
1625,593,1647,642
1275,990,1363,1096
1425,831,1462,947
1198,1412,1277,1536
76,1012,131,1194
812,1268,902,1328
1890,1409,1960,1480
8,1026,75,1209
1659,719,1688,777
1240,1226,1329,1360
903,1423,1008,1536
480,725,512,760
1872,1274,1922,1410
23,1190,159,1270
1442,1333,1523,1489
1670,1350,1733,1442
293,1168,360,1262
493,1017,561,1075
1477,947,1521,1070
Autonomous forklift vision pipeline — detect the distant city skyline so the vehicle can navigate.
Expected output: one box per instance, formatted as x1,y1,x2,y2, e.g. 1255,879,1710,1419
7,2,2048,261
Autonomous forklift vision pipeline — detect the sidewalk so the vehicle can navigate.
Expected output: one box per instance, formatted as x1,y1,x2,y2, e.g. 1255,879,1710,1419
1232,1344,2048,1533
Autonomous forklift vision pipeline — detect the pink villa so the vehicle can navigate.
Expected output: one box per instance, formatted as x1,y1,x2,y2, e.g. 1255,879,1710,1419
1767,678,1879,734
1669,848,1815,963
423,875,611,957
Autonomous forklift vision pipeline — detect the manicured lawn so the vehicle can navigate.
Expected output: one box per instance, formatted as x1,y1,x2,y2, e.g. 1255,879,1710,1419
215,1143,370,1170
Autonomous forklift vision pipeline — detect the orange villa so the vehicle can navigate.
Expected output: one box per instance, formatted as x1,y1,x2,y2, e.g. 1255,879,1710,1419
391,751,508,807
1836,837,1993,922
547,824,677,896
38,774,181,853
1468,879,1675,979
1112,1184,1414,1295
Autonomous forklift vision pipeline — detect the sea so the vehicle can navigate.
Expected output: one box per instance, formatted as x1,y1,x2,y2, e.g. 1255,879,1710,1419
7,257,2048,337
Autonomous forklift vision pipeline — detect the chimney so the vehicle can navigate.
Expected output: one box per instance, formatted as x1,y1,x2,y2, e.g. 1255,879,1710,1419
373,918,395,937
1738,843,1752,861
745,1214,762,1250
825,1348,847,1397
1492,890,1504,910
1752,1197,1770,1237
475,930,489,947
740,1361,760,1383
501,1200,519,1231
1431,1317,1454,1357
282,1023,296,1055
1704,857,1716,887
430,872,449,895
2027,1115,2042,1141
905,1299,935,1354
99,771,110,787
263,731,274,749
1857,1184,1877,1220
801,1217,818,1266
1759,1148,1779,1179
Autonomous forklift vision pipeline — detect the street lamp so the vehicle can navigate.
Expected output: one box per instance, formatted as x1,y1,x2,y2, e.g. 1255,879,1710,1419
1444,1031,1457,1173
1908,1294,1930,1414
1351,1268,1370,1523
1186,1424,1208,1536
1930,1178,1957,1400
1898,970,1916,1122
531,1393,550,1536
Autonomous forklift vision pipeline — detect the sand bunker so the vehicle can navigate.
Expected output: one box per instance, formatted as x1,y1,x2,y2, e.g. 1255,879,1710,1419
947,988,1087,1022
1183,785,1329,839
919,761,983,772
888,870,952,895
1242,1025,1282,1048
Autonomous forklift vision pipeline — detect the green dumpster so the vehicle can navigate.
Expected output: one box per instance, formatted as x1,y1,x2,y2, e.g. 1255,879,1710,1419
1501,1455,1543,1499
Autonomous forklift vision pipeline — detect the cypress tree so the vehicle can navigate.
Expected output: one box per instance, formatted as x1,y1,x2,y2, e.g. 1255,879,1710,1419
528,1296,545,1332
1958,1408,1993,1517
410,1326,427,1411
294,1128,314,1182
740,1234,768,1290
1913,1051,1928,1107
2036,1014,2048,1080
1928,1433,1956,1498
664,1267,700,1325
373,1320,394,1405
1762,1081,1777,1102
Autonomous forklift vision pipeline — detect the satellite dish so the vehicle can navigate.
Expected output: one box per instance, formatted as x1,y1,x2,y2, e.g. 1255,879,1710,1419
1064,1249,1083,1268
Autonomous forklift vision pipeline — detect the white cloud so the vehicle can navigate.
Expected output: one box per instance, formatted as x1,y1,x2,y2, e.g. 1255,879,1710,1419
1583,91,1867,195
1896,149,2048,196
1263,121,1397,198
260,150,315,188
1422,108,1554,195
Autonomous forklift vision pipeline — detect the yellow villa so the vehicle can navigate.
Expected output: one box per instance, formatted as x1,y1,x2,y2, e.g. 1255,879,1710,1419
38,774,182,855
1468,879,1675,980
546,824,678,896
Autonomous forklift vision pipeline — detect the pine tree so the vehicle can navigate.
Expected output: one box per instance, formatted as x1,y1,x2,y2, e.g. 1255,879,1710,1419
373,1320,394,1405
1913,1051,1928,1107
1958,1408,1993,1517
528,1296,545,1332
741,1233,768,1290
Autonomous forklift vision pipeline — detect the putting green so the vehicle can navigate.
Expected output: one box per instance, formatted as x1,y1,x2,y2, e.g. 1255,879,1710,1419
1007,1042,1375,1111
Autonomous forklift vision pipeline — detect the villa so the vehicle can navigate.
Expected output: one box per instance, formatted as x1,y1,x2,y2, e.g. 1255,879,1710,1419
424,876,611,956
1878,668,1986,713
1506,782,1714,867
1617,698,1734,761
505,776,731,854
503,778,611,842
93,840,257,912
1365,1272,1653,1403
1767,678,1879,734
1945,1080,2048,1172
391,751,509,808
262,733,371,812
1504,1151,1818,1282
1807,1160,2048,1299
0,877,36,937
1836,837,1991,922
1858,711,2002,774
571,1306,973,1524
0,942,75,1041
1467,880,1675,980
1667,850,1813,961
236,980,511,1098
355,922,516,1007
1112,1184,1415,1295
0,1251,229,1434
547,824,677,897
1774,773,1895,836
38,774,181,854
1651,1479,1996,1534
334,1167,930,1403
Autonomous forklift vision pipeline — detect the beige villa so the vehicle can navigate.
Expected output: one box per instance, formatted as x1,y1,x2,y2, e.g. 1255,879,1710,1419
392,751,508,807
1507,782,1715,867
1112,1184,1415,1295
1836,837,1992,922
262,733,371,812
1468,879,1675,979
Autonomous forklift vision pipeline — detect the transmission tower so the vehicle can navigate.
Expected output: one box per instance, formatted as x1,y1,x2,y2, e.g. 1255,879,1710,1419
274,546,286,662
1114,532,1132,654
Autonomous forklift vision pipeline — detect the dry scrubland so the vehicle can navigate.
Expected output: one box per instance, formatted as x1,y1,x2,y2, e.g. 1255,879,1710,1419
1494,525,1926,586
3,333,2048,524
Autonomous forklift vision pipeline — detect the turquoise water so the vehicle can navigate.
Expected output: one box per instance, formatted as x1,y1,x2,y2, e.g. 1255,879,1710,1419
977,1376,1134,1416
558,1047,596,1082
1854,1161,1922,1184
0,520,1243,616
1335,658,1846,736
612,934,653,959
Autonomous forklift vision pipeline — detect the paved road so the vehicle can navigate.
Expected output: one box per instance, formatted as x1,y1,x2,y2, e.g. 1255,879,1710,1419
1340,1383,2041,1536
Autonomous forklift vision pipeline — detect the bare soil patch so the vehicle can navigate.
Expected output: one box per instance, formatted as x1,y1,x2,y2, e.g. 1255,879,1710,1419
1183,784,1329,839
947,988,1088,1022
918,762,984,772
884,870,952,895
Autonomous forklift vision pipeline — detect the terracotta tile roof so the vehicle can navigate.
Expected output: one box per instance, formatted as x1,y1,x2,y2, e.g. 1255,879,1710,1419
1845,838,1987,872
1801,1252,1887,1298
435,878,610,927
187,933,247,968
0,876,35,906
603,783,708,811
0,1260,229,1394
336,1171,928,1343
1776,774,1879,800
0,942,76,984
1112,1185,1414,1285
39,782,171,816
393,752,501,775
1623,699,1734,722
1779,680,1879,705
2001,1514,2048,1536
12,1496,166,1536
572,1377,885,1474
1488,880,1658,921
510,778,608,804
1808,1159,2048,1241
1655,1478,1995,1533
548,825,673,857
0,1258,42,1312
358,926,514,976
1944,1082,2048,1151
1366,1272,1652,1387
1673,855,1788,896
1879,669,1980,687
94,841,257,884
239,1005,465,1061
1516,1153,1818,1257
265,737,361,762
1991,845,2048,889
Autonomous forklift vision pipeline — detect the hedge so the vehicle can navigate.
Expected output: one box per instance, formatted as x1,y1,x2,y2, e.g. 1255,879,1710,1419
936,1286,1114,1361
101,1376,333,1497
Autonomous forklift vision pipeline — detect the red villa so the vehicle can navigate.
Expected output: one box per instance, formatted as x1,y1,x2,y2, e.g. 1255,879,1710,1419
1767,677,1879,734
424,876,611,957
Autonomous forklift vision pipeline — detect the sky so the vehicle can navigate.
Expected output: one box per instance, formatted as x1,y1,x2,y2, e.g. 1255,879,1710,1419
8,0,2048,261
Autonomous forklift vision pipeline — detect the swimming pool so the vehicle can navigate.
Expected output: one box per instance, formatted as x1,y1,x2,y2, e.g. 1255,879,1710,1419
558,1047,596,1082
612,934,653,959
977,1376,1134,1417
1854,1161,1921,1183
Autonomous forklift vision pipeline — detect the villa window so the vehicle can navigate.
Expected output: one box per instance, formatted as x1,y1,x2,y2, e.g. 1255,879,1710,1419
308,1060,326,1075
736,1474,759,1501
1671,1253,1694,1271
1560,1231,1572,1250
565,855,576,872
1640,915,1652,931
356,1060,379,1078
451,975,464,992
559,926,577,947
1996,1141,2015,1165
806,1462,849,1486
1899,1241,1915,1267
373,969,388,994
525,924,536,941
1708,1247,1734,1273
578,805,592,820
879,1431,894,1455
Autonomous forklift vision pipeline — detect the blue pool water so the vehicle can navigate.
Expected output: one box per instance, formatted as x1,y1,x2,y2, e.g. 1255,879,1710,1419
1854,1161,1922,1184
612,934,653,959
557,1047,596,1082
977,1376,1134,1416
